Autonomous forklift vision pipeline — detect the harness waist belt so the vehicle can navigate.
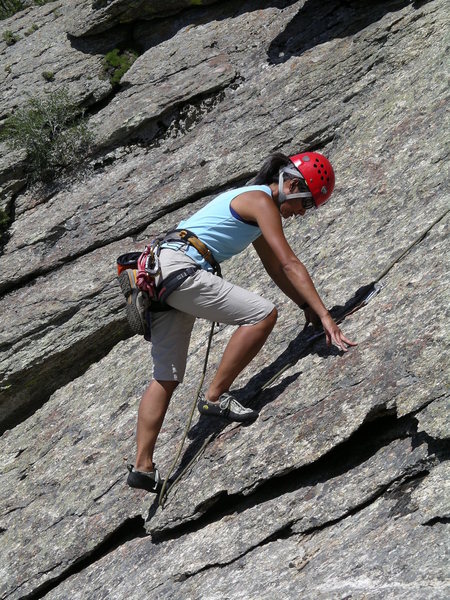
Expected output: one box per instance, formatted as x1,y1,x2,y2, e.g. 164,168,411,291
161,229,222,277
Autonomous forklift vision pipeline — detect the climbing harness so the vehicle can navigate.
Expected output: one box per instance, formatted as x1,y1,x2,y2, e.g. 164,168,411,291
158,319,216,507
117,229,221,338
173,229,222,277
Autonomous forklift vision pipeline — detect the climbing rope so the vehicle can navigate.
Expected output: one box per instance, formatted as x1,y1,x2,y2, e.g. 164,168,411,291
158,320,216,507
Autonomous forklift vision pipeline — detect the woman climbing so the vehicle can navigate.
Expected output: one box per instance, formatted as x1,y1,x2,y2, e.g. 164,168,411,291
127,151,357,492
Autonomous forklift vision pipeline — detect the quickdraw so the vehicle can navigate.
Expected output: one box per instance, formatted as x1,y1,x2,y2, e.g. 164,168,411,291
135,243,161,300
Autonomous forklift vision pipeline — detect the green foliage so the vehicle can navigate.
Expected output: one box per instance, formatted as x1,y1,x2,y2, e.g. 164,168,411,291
103,48,138,86
1,89,94,182
42,70,54,81
0,1,55,20
25,23,39,36
0,0,24,20
2,29,19,44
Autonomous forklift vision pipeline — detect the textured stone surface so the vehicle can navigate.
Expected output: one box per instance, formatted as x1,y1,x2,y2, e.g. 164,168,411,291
417,397,450,441
0,205,447,598
0,0,447,294
66,0,222,37
91,50,237,149
0,143,25,212
152,466,450,600
0,0,124,207
0,197,208,429
146,215,449,534
0,238,132,428
0,1,448,599
0,337,148,600
0,2,117,119
39,437,433,599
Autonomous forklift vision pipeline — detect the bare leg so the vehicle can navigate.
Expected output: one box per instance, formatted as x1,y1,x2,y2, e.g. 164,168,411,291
206,308,277,401
135,379,178,472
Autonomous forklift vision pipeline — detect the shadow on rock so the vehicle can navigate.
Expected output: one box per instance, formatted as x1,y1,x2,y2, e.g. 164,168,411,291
268,0,429,64
158,281,377,497
240,281,376,402
69,0,299,56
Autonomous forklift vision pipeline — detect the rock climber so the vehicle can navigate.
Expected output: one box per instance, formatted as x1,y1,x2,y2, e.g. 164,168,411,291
127,151,357,492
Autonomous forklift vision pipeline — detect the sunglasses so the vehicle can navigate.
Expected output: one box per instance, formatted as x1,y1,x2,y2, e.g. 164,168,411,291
301,197,315,210
292,177,314,210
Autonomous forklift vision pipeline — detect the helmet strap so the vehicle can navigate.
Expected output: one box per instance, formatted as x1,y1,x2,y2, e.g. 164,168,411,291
277,167,312,206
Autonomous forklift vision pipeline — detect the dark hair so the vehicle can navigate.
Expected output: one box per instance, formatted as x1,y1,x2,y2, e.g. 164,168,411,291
248,153,291,185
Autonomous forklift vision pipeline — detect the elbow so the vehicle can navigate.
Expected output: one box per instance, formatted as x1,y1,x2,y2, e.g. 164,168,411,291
281,256,305,275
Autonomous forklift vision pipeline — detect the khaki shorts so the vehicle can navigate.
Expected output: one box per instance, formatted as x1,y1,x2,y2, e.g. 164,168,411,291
151,248,275,382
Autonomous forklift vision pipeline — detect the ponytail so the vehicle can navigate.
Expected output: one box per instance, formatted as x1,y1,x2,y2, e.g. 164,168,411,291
248,153,292,185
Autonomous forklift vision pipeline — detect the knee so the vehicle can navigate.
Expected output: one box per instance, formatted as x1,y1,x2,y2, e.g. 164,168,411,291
152,379,179,396
262,307,278,331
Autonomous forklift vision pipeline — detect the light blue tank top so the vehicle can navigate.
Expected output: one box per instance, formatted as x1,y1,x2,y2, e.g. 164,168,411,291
173,185,271,271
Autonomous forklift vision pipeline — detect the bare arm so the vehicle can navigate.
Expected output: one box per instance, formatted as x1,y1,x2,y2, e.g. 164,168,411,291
252,235,325,314
233,190,356,351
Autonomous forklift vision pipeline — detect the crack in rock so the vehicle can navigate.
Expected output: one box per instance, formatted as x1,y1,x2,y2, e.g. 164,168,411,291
16,517,146,600
149,412,430,540
177,469,432,583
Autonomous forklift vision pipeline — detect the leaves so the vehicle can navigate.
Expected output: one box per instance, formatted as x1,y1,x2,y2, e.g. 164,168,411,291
1,89,94,182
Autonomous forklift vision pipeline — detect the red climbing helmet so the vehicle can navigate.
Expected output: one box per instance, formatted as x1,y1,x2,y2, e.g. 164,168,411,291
290,152,335,208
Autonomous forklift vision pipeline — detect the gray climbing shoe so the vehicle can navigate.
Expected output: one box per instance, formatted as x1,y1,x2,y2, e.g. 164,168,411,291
197,392,258,423
118,270,150,338
126,464,162,493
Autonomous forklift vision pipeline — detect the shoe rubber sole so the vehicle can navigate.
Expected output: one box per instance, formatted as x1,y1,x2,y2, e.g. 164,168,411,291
127,465,163,493
198,395,258,423
118,270,147,336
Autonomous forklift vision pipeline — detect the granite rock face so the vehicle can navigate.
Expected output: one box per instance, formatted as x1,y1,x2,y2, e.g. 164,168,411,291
66,0,222,37
0,1,448,598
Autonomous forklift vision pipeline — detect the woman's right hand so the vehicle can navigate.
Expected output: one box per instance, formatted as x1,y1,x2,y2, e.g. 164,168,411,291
320,312,357,352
